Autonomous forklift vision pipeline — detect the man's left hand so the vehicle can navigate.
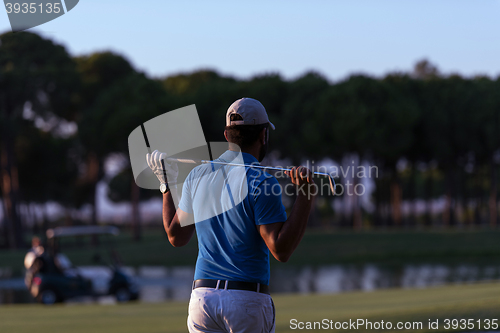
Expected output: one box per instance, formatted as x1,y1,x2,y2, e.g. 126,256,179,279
146,150,179,185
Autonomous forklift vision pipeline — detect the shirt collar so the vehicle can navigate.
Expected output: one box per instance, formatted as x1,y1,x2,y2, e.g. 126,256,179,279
218,150,259,165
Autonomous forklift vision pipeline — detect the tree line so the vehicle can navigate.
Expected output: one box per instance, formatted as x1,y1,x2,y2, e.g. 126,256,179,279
1,31,499,248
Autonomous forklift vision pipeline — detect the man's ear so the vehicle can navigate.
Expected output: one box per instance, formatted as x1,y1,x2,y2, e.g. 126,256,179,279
224,130,229,142
260,128,267,145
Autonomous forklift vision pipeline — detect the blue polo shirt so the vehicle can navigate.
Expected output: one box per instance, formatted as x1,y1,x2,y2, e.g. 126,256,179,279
178,150,287,285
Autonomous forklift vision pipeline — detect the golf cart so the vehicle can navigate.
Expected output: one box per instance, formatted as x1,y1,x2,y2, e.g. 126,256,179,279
25,226,138,305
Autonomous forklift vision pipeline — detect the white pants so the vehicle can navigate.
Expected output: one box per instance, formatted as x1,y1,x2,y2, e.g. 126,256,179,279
187,287,275,333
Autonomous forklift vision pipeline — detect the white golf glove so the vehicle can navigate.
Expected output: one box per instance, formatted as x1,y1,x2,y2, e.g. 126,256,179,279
146,150,178,185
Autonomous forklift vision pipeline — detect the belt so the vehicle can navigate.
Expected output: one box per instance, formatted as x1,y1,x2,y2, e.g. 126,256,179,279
192,279,270,295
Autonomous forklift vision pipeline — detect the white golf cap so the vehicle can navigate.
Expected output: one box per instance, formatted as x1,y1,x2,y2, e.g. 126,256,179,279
226,98,276,130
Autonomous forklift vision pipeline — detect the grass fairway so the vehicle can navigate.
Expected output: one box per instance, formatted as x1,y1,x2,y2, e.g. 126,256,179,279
1,282,500,333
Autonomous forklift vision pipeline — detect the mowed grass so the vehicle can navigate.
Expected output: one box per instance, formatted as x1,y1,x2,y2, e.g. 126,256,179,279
1,282,500,333
2,229,500,274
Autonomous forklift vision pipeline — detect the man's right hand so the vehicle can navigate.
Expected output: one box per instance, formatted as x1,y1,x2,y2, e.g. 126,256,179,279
285,166,314,186
284,166,318,198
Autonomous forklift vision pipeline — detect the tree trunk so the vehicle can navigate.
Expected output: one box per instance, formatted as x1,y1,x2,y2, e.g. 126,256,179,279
86,153,100,245
490,160,498,228
474,167,482,225
352,158,362,230
424,168,433,226
0,138,24,249
461,170,472,226
42,204,49,239
443,167,456,227
408,162,417,226
457,168,466,227
87,152,100,226
451,167,458,226
373,177,382,227
382,177,391,226
131,176,141,241
443,192,450,227
31,204,40,235
90,182,100,246
0,194,6,248
352,188,362,229
390,172,402,226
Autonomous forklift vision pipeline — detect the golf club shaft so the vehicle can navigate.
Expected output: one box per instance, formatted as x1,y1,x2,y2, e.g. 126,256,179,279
166,157,336,193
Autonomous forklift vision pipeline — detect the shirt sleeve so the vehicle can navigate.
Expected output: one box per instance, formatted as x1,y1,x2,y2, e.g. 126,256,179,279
178,174,193,214
253,176,287,225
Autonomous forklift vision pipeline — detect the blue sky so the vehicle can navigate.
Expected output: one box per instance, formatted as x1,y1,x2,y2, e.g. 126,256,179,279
1,0,499,81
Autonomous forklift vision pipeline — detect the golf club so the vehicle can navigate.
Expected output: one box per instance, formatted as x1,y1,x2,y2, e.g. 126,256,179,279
165,157,336,194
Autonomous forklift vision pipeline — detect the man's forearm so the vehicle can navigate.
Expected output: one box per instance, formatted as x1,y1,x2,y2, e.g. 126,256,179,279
162,188,195,247
274,191,315,261
162,190,176,233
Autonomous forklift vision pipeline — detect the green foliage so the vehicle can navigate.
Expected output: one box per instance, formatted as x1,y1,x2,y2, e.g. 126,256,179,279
15,120,79,205
0,31,81,248
3,30,500,231
72,52,174,216
0,31,80,121
162,70,241,142
75,52,149,157
279,71,330,162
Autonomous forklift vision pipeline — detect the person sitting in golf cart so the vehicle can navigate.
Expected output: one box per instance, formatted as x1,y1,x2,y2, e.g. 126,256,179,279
24,239,63,289
24,236,45,270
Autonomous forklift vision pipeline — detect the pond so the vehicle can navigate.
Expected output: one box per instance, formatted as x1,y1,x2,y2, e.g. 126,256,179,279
1,263,500,304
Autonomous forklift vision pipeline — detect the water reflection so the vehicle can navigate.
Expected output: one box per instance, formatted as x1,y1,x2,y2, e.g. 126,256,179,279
1,263,500,304
270,264,500,294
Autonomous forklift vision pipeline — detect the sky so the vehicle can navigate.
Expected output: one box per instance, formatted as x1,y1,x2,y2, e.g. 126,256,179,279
1,0,500,81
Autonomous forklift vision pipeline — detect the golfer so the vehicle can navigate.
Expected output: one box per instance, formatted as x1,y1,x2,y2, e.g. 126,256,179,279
147,98,317,333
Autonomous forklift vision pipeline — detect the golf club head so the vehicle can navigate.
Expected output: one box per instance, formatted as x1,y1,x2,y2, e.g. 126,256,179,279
328,175,336,195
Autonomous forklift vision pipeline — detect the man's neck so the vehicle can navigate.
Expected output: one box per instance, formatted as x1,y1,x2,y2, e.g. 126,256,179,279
228,143,260,161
